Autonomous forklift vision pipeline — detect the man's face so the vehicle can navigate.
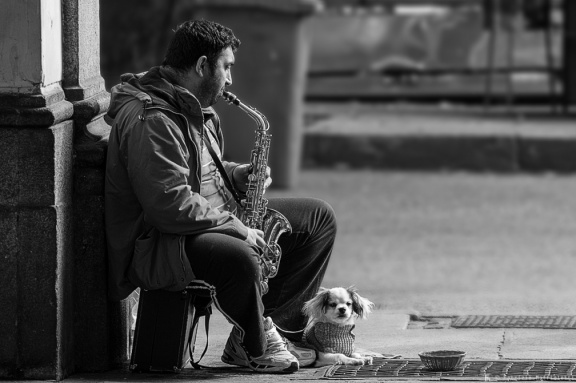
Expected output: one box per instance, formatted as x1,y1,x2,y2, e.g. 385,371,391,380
197,47,234,108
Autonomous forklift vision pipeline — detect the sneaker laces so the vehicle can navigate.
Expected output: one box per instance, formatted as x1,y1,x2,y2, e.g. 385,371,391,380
265,328,289,354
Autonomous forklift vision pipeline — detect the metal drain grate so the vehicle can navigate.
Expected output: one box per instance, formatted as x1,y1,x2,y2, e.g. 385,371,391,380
452,315,576,329
323,358,576,380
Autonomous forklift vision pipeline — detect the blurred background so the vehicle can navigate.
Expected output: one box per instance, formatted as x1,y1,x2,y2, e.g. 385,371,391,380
100,0,571,106
100,0,576,315
100,0,575,187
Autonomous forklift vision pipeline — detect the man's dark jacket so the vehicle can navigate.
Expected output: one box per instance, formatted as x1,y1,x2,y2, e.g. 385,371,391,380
105,67,248,301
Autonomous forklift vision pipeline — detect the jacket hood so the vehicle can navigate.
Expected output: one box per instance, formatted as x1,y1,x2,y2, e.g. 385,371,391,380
107,66,214,121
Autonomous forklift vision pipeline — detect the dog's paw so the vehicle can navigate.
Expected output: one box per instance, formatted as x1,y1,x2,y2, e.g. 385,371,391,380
335,355,365,365
349,353,373,365
348,356,369,365
363,356,374,365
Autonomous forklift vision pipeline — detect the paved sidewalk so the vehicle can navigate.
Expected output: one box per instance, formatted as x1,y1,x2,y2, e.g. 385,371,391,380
73,310,576,382
64,169,576,382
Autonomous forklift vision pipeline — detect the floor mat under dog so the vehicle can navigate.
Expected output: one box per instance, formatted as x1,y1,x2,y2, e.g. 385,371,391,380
321,358,576,380
451,315,576,329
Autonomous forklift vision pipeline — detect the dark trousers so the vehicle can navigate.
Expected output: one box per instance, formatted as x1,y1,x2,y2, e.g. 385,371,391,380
184,197,336,357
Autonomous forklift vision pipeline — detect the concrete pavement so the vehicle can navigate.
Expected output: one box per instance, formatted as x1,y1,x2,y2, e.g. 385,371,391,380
69,309,576,382
62,167,576,382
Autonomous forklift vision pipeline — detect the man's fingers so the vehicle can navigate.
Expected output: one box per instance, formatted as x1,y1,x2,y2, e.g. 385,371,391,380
246,228,266,248
256,236,266,248
254,229,266,247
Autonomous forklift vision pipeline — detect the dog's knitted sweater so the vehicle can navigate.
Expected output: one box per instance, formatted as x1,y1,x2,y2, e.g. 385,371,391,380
303,322,356,356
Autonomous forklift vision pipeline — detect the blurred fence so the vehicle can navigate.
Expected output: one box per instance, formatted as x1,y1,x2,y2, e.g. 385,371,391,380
307,3,562,76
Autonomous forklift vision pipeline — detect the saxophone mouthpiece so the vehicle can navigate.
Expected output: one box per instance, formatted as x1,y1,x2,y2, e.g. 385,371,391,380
222,90,240,106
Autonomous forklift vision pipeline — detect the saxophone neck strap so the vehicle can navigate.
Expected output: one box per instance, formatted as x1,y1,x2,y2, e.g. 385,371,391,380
202,134,243,206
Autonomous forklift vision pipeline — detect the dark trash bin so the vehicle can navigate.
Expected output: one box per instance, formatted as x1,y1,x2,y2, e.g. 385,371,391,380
191,0,323,189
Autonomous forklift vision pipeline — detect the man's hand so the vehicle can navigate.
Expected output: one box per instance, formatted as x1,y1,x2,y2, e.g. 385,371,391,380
232,164,272,193
245,227,266,248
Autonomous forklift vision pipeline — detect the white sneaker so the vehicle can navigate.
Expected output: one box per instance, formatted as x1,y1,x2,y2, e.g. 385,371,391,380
221,317,299,373
284,338,316,367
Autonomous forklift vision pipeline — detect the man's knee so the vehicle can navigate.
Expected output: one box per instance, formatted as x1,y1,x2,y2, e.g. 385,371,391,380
220,244,262,279
313,198,337,235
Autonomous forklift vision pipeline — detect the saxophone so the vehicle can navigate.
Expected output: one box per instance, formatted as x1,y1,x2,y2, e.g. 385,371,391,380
221,90,292,295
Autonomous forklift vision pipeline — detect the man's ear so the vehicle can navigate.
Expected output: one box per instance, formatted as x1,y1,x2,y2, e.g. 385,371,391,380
195,56,208,77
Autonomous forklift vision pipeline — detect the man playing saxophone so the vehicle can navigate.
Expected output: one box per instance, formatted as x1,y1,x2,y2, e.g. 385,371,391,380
105,19,336,374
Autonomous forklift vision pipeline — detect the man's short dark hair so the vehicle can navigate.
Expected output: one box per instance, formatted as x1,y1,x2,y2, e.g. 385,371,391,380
162,19,241,72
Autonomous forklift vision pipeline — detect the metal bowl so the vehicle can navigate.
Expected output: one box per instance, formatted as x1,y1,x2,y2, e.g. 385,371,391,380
418,350,466,371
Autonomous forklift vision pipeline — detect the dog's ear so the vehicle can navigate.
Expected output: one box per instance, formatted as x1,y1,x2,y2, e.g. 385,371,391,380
347,286,375,319
303,288,332,319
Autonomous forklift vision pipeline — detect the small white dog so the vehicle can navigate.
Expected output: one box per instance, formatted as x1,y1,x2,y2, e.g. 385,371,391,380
302,286,375,367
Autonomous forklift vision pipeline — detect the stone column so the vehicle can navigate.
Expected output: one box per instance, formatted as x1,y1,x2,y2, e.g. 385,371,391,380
0,0,75,380
0,0,128,379
60,0,130,373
